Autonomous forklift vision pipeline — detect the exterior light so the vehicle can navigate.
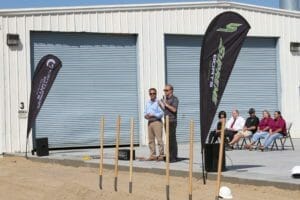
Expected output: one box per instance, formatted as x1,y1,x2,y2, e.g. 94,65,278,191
290,42,300,53
7,34,20,46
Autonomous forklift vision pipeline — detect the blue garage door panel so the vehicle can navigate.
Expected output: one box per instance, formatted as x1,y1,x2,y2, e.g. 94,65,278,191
31,32,139,148
165,35,278,143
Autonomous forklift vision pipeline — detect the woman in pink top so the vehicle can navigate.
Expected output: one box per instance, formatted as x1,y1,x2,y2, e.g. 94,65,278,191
245,110,273,150
259,111,286,151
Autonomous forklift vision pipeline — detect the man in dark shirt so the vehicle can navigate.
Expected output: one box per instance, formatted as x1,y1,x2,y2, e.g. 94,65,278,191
159,84,179,162
228,108,259,147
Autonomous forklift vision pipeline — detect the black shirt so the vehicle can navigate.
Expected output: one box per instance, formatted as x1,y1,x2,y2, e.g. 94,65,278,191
216,121,222,130
245,116,259,133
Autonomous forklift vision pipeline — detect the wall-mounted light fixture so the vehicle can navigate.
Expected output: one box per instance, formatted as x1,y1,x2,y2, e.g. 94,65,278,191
290,42,300,53
7,33,20,46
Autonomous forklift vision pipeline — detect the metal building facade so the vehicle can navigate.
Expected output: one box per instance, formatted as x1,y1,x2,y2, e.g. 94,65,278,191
0,2,300,153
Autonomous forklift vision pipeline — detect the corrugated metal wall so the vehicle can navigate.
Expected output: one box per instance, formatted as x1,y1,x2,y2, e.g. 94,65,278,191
0,2,300,152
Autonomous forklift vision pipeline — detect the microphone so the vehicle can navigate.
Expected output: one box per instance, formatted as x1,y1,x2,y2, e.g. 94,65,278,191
159,96,166,109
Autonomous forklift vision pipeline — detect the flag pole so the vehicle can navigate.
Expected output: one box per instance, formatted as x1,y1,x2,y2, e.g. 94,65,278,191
215,120,225,200
201,147,206,184
25,137,28,159
165,116,170,200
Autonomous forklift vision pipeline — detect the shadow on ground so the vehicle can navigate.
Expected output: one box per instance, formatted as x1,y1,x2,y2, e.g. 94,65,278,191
226,164,264,172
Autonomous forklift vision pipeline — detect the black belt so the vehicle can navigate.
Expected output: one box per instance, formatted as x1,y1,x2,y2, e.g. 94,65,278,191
148,119,162,125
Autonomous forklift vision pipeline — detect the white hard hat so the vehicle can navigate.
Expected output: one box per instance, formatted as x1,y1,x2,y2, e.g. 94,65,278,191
291,166,300,178
219,186,233,199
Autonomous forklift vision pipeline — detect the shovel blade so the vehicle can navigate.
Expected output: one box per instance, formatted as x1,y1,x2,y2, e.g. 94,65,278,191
166,185,170,200
99,175,103,190
114,177,118,191
129,181,132,193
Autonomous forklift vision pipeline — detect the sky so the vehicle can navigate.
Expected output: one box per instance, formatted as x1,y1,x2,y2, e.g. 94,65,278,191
0,0,279,9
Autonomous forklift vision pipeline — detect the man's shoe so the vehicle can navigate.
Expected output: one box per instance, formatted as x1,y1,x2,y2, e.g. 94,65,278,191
162,156,177,162
157,156,165,161
259,145,265,152
146,156,157,161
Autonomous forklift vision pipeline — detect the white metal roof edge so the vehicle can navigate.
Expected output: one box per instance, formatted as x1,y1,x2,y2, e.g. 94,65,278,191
0,1,299,18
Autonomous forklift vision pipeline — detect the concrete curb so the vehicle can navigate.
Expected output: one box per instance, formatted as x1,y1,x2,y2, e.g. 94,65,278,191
4,154,300,191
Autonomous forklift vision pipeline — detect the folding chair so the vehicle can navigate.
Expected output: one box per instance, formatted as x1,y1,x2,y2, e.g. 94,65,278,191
271,122,295,151
254,138,262,150
236,136,252,150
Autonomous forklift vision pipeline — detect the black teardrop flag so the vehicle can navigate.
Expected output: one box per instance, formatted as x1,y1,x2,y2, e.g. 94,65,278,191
199,12,250,183
26,54,62,138
200,12,250,147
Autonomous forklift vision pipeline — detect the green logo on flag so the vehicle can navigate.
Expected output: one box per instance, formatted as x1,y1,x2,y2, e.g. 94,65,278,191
217,23,242,32
212,37,225,105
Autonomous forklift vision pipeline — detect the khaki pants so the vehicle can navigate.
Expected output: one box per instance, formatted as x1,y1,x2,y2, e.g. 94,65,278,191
148,121,164,157
237,130,252,137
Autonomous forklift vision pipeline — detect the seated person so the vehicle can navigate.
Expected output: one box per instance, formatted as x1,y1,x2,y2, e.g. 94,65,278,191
245,110,273,150
225,109,245,143
259,111,287,151
228,108,259,147
208,111,226,144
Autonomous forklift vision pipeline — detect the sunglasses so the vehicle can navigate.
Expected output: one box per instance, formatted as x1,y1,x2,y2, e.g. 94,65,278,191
149,93,156,95
163,89,170,92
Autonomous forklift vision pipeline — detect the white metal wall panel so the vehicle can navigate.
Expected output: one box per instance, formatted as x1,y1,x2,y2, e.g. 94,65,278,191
31,32,139,148
0,16,4,153
165,35,278,143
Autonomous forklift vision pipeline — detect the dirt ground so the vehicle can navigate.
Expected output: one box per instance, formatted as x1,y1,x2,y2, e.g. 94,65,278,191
0,157,299,200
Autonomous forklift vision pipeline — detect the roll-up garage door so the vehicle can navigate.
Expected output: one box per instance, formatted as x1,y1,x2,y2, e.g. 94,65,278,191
165,35,279,143
31,32,139,148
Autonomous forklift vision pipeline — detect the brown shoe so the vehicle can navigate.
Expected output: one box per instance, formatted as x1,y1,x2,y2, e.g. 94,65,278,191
259,145,264,152
157,156,165,161
146,156,157,161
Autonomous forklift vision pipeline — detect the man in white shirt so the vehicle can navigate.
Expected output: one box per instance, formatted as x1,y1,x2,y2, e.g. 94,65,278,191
225,109,245,144
144,88,164,161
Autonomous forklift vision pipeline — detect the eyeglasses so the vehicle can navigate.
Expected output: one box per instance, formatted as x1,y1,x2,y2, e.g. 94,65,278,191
163,89,170,92
149,93,156,95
